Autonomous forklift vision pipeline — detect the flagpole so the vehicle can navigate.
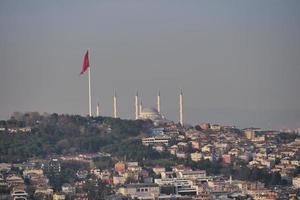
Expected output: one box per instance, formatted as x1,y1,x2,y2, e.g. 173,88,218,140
88,50,92,117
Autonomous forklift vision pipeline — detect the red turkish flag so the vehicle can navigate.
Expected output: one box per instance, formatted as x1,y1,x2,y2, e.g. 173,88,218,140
80,50,90,75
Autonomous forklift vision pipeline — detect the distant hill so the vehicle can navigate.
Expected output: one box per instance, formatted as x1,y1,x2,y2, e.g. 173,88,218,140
0,112,154,162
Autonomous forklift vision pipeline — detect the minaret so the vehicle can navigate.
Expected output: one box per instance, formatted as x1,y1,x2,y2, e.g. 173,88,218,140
135,92,139,120
96,103,100,117
113,90,117,118
179,89,184,126
139,99,143,114
157,90,161,113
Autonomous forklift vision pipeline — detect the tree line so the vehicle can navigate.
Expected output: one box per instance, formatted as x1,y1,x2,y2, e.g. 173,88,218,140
0,112,152,162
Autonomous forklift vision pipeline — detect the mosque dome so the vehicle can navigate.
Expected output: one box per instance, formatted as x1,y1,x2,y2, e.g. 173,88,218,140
139,107,162,121
141,107,159,114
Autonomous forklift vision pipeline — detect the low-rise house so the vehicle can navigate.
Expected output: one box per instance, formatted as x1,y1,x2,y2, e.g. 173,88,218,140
210,124,221,132
258,159,275,169
191,141,201,150
280,150,296,157
207,180,227,193
6,174,24,188
280,158,290,165
168,145,178,155
153,166,165,175
222,154,231,164
90,168,101,178
215,143,229,153
291,160,300,166
73,193,88,200
227,148,239,157
185,130,201,139
172,165,191,173
292,175,300,188
191,152,202,162
236,181,265,192
201,145,212,153
100,170,111,180
251,136,265,142
177,142,188,151
118,183,160,199
8,127,31,133
249,190,278,200
23,169,43,176
124,170,140,182
177,170,206,180
200,123,210,130
127,162,142,172
176,152,188,159
53,193,65,200
113,175,126,185
176,135,186,142
202,154,213,161
76,170,88,180
11,187,28,200
30,174,49,186
142,136,171,146
161,172,176,179
34,187,53,199
155,178,198,196
61,183,75,195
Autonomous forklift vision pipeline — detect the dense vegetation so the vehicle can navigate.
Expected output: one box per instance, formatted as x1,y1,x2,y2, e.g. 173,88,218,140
102,139,170,162
0,112,152,162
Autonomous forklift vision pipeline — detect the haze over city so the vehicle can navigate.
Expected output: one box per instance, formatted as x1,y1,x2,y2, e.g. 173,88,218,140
1,0,300,129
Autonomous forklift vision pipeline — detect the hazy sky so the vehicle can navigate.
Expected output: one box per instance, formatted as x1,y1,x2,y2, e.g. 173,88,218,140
1,0,300,129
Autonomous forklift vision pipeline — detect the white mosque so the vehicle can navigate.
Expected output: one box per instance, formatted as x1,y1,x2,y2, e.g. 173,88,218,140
96,90,184,126
134,90,184,125
134,91,165,122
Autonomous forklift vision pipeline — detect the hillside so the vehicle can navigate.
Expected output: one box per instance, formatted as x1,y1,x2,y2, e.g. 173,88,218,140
0,113,156,162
